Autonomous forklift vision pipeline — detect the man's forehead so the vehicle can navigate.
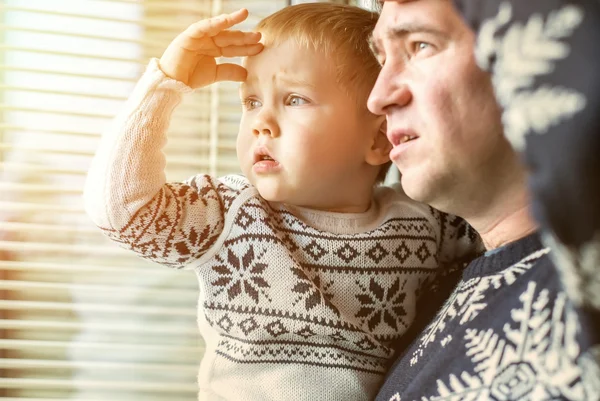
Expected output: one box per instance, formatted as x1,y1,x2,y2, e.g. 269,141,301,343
372,0,453,37
379,0,419,6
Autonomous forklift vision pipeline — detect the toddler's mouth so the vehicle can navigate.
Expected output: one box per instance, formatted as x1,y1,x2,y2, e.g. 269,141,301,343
253,146,278,164
252,147,281,174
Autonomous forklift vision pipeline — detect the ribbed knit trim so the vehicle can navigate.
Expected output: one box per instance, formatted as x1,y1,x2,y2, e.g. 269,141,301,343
282,199,382,235
462,232,546,278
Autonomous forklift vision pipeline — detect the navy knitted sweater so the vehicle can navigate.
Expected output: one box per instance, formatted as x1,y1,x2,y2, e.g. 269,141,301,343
377,233,600,400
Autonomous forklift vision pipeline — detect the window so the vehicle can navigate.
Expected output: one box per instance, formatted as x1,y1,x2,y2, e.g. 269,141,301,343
0,0,362,399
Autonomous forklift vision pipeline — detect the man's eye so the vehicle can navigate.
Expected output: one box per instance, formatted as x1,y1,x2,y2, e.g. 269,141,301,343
412,41,432,54
287,95,309,106
242,98,261,110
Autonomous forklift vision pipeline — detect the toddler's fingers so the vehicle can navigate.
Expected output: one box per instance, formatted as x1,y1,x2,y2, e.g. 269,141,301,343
182,42,262,59
184,30,260,53
214,63,248,83
212,30,261,48
185,9,249,39
220,43,263,58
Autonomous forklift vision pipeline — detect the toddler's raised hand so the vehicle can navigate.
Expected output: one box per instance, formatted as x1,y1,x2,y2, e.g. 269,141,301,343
159,8,262,88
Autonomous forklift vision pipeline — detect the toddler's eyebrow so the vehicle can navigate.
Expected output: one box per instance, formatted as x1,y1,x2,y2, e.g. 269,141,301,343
277,76,317,90
240,75,316,91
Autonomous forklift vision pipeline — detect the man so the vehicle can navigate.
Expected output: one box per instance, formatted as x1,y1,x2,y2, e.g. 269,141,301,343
367,1,600,399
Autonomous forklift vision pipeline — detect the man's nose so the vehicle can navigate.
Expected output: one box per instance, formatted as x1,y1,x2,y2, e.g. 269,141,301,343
368,65,412,115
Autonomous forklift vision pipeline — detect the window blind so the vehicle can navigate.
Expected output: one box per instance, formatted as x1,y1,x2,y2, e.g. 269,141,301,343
0,0,364,399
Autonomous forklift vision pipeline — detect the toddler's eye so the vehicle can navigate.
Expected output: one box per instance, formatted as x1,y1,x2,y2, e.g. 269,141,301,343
242,98,262,110
287,95,309,106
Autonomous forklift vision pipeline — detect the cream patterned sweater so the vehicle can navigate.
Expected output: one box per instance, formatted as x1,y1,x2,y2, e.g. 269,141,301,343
83,59,481,401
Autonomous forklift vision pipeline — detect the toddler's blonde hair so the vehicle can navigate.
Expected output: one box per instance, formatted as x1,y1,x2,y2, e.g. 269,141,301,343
256,3,391,183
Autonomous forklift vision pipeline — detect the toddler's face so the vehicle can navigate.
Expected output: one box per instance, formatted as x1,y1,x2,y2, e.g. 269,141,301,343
237,39,381,210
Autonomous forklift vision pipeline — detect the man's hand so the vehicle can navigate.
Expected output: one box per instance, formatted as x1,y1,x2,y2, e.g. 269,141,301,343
159,8,263,89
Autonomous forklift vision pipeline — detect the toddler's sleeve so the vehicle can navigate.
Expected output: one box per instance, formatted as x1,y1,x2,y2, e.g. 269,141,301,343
83,59,238,269
95,174,244,269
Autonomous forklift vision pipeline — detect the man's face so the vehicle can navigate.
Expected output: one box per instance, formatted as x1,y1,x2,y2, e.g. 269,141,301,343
368,0,511,212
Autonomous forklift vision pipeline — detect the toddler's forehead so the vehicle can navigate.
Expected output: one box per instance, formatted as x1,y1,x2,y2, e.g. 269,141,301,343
242,40,338,83
246,38,317,58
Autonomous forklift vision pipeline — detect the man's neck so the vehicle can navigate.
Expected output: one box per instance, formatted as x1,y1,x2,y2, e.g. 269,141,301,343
468,188,538,250
476,204,538,250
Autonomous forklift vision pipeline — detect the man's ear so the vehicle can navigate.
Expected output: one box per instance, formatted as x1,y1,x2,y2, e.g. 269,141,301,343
365,118,392,166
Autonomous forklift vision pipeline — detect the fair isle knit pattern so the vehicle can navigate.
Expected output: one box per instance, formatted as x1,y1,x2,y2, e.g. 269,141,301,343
375,234,600,401
83,59,480,401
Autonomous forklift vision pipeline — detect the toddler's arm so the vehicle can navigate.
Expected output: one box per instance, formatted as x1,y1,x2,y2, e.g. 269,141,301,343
83,9,262,268
83,61,222,267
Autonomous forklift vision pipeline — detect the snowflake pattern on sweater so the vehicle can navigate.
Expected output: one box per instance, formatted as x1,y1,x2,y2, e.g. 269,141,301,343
376,234,600,401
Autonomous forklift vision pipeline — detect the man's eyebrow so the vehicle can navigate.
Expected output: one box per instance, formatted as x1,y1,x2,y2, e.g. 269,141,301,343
367,23,447,58
387,23,447,40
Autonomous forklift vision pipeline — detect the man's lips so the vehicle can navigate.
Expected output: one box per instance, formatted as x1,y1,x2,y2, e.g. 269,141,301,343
387,129,419,147
388,129,419,161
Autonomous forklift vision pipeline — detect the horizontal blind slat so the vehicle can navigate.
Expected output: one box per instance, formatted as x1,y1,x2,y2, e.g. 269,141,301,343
0,280,198,298
0,201,85,213
1,162,88,176
0,104,116,119
0,222,104,235
0,104,213,121
103,0,210,14
0,358,197,373
0,300,197,316
0,45,146,64
0,183,83,195
0,84,129,101
0,340,201,355
1,5,205,31
0,64,138,82
0,378,198,392
0,24,161,47
0,261,175,275
0,241,129,256
0,320,198,336
0,144,238,166
0,126,234,150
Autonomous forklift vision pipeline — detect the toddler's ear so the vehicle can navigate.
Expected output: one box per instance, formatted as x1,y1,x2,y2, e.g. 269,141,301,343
366,118,392,166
